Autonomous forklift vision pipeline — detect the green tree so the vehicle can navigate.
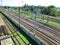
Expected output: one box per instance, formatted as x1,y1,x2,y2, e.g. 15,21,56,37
50,8,57,16
4,6,8,9
46,5,57,23
47,5,57,16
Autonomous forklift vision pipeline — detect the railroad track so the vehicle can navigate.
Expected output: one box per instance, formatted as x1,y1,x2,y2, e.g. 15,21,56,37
10,14,60,45
7,11,60,24
21,17,60,36
11,14,60,35
4,11,60,45
20,18,60,45
1,13,30,45
6,11,60,32
7,12,60,37
2,14,22,45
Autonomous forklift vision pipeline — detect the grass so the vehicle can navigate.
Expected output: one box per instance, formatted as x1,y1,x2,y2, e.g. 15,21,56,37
18,32,29,44
36,17,60,28
47,21,60,28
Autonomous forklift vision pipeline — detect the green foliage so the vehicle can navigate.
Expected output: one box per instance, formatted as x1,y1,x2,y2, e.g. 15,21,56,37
50,8,57,16
22,5,57,16
8,5,58,17
3,6,9,9
47,5,57,16
48,5,55,8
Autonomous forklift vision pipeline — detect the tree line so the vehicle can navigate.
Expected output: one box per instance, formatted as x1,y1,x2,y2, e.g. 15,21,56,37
21,4,57,17
3,5,60,17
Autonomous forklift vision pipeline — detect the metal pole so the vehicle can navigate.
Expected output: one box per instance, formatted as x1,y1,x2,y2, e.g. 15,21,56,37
18,0,20,26
19,7,20,26
33,8,40,36
34,14,36,36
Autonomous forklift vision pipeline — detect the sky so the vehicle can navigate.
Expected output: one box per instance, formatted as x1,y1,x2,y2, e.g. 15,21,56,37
0,0,60,7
